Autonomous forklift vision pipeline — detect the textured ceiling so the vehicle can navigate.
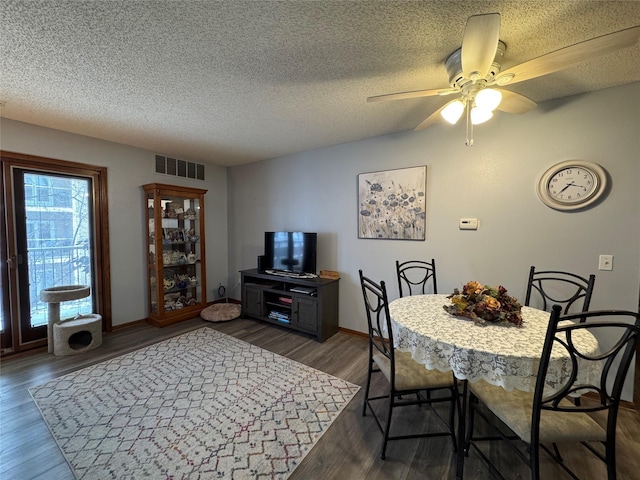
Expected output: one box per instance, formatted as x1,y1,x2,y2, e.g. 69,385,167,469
1,1,639,166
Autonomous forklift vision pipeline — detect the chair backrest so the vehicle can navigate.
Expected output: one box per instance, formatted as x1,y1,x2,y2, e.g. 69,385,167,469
525,266,595,314
531,306,640,446
359,269,395,370
396,259,437,297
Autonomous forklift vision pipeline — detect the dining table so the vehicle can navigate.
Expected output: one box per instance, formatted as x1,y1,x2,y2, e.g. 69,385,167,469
387,294,601,479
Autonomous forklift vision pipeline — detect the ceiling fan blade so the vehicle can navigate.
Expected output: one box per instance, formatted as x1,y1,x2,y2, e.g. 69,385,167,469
367,87,456,103
461,13,501,79
496,90,537,114
414,99,459,131
496,25,640,85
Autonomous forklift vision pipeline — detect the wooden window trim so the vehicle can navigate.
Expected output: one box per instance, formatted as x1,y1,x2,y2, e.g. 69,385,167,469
1,150,112,334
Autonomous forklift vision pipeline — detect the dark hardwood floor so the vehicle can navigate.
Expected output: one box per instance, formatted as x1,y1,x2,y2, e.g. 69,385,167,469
1,316,639,479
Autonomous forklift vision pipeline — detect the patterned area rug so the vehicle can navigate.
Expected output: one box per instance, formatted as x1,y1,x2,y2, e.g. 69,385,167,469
30,328,360,479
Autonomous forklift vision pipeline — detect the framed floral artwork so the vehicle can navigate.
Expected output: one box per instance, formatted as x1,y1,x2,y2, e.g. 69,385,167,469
357,165,426,240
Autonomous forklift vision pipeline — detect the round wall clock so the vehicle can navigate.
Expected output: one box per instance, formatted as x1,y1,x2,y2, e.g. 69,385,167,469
537,160,608,211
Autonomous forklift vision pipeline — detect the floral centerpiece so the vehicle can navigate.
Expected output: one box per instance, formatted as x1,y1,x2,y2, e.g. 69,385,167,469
443,281,523,327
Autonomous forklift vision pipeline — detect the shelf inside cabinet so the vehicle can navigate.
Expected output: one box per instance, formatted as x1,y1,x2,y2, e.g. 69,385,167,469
264,294,294,309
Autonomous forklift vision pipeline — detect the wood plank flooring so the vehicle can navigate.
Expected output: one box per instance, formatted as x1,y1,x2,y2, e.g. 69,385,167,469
1,316,639,479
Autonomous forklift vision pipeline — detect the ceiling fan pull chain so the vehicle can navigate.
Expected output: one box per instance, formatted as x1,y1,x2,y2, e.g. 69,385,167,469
465,100,474,146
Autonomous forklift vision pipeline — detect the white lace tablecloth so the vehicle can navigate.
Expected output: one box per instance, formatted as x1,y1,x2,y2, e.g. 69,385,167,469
388,294,601,393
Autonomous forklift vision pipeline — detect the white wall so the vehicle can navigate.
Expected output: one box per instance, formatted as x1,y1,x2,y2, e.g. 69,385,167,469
227,82,640,400
0,119,229,327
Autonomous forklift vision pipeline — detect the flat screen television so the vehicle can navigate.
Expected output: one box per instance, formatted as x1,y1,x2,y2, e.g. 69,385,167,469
264,232,317,274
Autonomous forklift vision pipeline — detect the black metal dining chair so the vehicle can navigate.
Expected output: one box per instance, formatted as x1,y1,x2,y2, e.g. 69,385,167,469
396,259,437,297
359,269,458,459
525,266,595,314
464,306,640,480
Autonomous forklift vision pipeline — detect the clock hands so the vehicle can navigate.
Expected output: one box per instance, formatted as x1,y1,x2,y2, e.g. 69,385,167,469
559,181,584,193
559,182,574,193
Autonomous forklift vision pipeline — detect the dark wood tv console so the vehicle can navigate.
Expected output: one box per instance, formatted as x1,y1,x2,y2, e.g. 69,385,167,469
240,269,339,342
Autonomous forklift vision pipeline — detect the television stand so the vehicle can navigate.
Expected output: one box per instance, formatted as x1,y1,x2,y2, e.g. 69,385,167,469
240,269,339,342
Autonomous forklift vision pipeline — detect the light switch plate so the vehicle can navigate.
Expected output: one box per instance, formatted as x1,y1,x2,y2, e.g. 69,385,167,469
459,218,478,230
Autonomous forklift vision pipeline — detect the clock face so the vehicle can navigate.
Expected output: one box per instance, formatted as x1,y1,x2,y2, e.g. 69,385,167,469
547,166,597,204
537,160,607,211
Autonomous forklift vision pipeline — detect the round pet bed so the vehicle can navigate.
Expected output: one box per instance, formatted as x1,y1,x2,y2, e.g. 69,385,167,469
200,303,241,322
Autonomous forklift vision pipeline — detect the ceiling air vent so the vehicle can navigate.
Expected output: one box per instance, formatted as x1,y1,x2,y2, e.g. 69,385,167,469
155,155,205,181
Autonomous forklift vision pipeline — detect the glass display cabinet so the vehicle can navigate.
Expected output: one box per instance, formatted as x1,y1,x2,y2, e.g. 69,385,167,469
142,183,207,327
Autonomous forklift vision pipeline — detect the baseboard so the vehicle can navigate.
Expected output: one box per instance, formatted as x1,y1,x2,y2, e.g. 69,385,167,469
112,319,148,331
338,326,368,339
215,298,241,305
112,300,240,330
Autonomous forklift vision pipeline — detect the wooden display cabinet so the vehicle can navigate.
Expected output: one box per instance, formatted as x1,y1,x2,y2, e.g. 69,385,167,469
143,183,207,327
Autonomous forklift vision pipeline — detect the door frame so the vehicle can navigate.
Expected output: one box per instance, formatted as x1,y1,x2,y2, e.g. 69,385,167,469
1,151,112,353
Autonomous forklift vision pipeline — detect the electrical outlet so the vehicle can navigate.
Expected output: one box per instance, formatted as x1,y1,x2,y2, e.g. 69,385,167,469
598,255,613,271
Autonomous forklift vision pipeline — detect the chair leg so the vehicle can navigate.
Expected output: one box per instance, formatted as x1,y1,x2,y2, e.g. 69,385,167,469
380,390,394,460
605,439,617,480
530,443,540,480
362,359,374,417
449,387,458,452
464,393,477,455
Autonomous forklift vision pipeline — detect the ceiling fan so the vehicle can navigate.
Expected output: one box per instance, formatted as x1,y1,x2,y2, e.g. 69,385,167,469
368,14,639,145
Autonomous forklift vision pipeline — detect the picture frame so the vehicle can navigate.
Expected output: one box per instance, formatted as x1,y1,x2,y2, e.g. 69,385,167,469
357,165,426,240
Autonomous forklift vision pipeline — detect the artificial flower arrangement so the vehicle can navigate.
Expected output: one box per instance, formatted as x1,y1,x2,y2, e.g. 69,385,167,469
443,280,523,327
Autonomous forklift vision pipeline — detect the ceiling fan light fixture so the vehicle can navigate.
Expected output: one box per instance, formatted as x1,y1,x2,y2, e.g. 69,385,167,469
475,88,502,111
471,106,493,125
441,100,465,124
